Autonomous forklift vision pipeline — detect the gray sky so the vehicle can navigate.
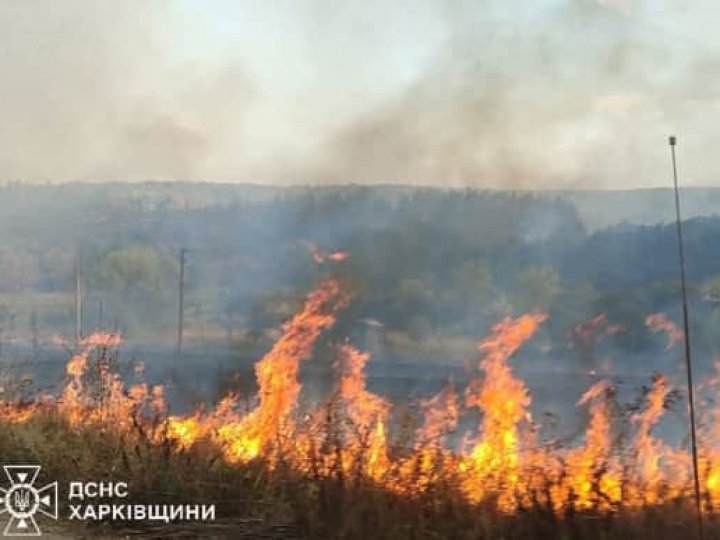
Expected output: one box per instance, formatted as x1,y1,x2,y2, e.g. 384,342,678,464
0,0,718,188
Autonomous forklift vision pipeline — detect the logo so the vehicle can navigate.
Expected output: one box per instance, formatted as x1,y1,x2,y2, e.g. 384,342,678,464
0,466,57,536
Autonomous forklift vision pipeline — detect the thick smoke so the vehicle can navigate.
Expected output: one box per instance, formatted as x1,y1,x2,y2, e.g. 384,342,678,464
0,0,718,188
312,0,720,188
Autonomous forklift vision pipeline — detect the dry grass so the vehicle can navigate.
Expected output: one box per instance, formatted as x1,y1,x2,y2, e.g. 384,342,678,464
0,335,717,539
0,411,718,540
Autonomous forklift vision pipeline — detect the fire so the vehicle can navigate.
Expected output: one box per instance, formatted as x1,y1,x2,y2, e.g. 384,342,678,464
58,331,148,430
2,280,719,517
334,343,389,479
401,384,460,493
165,394,237,450
0,401,40,423
166,278,350,464
559,380,620,509
216,278,349,463
570,314,622,367
633,376,669,480
304,241,349,264
462,314,546,508
646,313,684,350
698,362,720,508
79,332,123,348
0,330,165,434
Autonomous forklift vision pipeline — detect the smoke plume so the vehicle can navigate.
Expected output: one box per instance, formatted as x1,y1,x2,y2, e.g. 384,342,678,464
0,0,718,188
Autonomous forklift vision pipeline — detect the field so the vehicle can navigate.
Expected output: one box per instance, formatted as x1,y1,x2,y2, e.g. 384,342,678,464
3,0,719,535
1,278,719,539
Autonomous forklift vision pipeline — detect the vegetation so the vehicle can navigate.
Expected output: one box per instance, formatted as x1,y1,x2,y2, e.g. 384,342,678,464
2,183,720,538
1,183,719,363
2,414,717,539
1,330,718,540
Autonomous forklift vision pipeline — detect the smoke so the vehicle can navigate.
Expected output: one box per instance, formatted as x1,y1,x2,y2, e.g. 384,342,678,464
0,1,257,182
312,0,720,188
0,0,718,188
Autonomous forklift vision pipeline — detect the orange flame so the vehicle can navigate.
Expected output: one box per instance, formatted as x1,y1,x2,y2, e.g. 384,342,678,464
559,380,620,509
304,241,349,264
166,278,350,464
462,314,547,508
3,281,720,517
645,313,683,350
334,343,389,479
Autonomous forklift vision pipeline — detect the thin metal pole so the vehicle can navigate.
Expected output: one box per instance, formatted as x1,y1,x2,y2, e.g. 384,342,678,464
177,248,187,358
669,135,704,539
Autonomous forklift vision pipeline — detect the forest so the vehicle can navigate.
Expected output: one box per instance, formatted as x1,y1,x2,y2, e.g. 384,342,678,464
0,182,718,368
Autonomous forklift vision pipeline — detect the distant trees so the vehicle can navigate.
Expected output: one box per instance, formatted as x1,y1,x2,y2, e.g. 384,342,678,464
6,184,720,356
445,259,494,332
453,260,493,304
514,266,561,312
702,276,720,302
0,248,41,292
89,245,177,336
94,245,175,294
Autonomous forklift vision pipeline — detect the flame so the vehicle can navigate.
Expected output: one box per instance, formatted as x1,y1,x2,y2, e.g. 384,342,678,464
400,384,460,493
698,361,720,508
462,314,546,509
334,343,389,480
630,375,689,506
645,313,684,350
0,401,40,423
3,280,720,517
570,314,622,368
166,278,350,464
304,241,349,264
558,380,620,509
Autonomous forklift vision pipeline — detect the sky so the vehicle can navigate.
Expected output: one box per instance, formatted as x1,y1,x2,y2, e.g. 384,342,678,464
0,0,718,188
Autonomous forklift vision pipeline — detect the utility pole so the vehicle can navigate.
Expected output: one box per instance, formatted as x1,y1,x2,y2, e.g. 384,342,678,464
75,253,82,348
177,248,187,358
669,135,704,540
30,309,39,360
98,300,104,332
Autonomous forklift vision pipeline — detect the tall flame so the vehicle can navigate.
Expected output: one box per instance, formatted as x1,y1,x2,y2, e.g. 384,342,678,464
2,290,719,519
559,380,620,509
334,343,389,479
168,278,350,463
462,314,547,508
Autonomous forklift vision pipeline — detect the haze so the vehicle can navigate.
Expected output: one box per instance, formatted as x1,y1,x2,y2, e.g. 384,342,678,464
1,0,718,188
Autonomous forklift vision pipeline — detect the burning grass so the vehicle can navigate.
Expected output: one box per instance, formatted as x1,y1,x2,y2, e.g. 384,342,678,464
2,278,720,538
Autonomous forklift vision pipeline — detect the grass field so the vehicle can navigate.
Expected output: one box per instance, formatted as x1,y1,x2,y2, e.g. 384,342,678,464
1,280,719,539
0,412,717,540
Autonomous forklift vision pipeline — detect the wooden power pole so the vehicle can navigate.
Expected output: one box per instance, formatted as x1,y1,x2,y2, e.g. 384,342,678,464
75,254,82,348
177,248,187,357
